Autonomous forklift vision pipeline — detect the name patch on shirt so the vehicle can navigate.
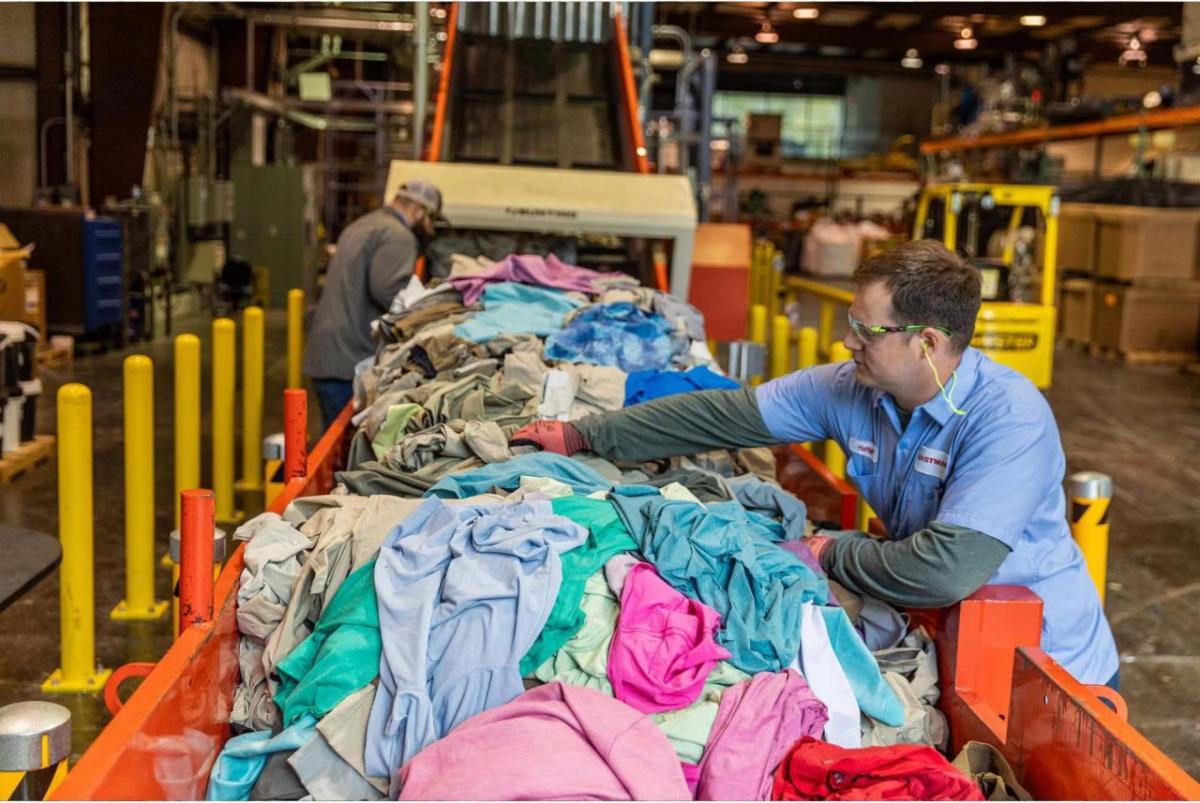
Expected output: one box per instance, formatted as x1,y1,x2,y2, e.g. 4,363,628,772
915,446,950,479
849,438,877,462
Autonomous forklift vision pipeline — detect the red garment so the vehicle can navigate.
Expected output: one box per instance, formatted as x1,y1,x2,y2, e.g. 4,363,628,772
772,737,985,801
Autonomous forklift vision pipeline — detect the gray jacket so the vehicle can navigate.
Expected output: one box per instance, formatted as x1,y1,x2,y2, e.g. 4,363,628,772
304,207,418,380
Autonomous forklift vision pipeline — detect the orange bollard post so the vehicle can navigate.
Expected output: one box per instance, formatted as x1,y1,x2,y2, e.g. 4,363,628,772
284,389,308,482
178,489,215,631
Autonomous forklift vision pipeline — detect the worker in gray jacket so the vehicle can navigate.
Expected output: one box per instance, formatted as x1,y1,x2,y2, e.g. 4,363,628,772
304,181,446,428
512,240,1118,688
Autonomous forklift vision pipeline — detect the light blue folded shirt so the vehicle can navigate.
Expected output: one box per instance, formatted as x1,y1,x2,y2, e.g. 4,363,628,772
454,282,584,342
206,715,317,800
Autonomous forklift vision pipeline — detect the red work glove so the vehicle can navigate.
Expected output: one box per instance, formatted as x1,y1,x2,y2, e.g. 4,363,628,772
509,420,590,456
805,535,834,562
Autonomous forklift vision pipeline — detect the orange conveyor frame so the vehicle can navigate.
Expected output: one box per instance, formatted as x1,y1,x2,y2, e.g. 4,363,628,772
48,402,1200,800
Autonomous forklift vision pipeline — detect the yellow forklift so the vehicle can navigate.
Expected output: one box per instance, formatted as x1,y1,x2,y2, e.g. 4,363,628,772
914,183,1059,388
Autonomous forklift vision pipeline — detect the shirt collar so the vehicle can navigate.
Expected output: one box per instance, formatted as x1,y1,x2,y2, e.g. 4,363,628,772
873,347,983,428
384,205,413,230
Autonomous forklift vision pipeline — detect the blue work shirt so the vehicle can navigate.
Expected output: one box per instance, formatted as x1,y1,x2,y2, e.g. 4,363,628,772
755,347,1118,684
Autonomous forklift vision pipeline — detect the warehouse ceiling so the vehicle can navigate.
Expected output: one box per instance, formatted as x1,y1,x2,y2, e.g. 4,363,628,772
655,2,1183,68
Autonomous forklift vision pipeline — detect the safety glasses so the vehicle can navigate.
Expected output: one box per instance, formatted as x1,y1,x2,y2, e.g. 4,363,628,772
847,311,952,343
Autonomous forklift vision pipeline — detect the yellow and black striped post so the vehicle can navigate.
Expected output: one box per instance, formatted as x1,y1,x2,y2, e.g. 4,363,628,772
1069,471,1112,606
0,702,70,800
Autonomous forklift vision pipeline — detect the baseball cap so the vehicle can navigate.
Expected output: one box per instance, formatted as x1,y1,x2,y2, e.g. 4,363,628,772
394,180,448,223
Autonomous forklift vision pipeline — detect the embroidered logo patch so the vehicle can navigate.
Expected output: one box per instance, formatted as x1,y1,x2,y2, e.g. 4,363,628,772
849,438,877,462
914,446,950,479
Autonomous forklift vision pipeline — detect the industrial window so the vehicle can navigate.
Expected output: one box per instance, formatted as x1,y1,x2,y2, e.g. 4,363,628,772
713,91,847,159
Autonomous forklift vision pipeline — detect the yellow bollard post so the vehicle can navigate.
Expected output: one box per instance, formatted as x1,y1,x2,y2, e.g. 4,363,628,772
42,385,112,694
797,326,818,370
859,498,878,532
796,326,819,451
287,288,305,390
823,343,852,479
770,315,791,379
749,304,768,386
111,357,168,621
212,318,240,525
1069,471,1112,606
818,301,836,360
174,334,201,529
237,307,265,494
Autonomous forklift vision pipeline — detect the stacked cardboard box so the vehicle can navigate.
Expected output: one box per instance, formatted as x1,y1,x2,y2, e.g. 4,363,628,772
1055,204,1200,356
744,113,783,170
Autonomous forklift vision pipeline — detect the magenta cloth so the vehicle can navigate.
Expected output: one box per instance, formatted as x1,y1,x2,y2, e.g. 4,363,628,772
396,682,690,801
682,763,701,796
607,562,731,714
450,254,606,306
696,670,830,801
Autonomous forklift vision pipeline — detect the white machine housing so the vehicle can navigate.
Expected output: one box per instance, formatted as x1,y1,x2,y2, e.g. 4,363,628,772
383,160,698,297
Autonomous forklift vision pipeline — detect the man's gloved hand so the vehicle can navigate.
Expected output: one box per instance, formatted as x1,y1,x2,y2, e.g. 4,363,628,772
509,420,590,456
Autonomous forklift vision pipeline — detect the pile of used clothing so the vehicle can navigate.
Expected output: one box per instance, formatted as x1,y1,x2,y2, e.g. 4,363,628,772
210,253,1011,801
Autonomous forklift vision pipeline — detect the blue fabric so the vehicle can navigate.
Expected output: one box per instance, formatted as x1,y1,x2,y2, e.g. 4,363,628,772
544,302,677,372
313,378,353,431
365,497,588,795
818,605,905,726
274,560,380,727
754,348,1118,686
206,715,317,800
609,490,828,674
425,452,613,498
454,282,584,343
624,366,740,405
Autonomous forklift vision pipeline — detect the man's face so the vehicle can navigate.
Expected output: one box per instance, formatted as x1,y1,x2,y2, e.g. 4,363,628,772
843,281,924,392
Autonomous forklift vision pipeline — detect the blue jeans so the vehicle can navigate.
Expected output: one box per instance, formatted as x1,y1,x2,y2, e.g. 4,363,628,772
313,379,354,432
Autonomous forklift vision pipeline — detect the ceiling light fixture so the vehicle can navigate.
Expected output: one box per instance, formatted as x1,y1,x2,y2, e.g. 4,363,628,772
960,27,973,38
1020,15,1046,27
954,38,978,50
901,48,923,68
727,45,749,64
756,21,779,44
935,63,951,76
1120,36,1147,66
793,7,820,20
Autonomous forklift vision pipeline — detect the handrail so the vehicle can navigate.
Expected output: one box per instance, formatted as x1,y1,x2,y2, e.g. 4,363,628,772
784,276,854,305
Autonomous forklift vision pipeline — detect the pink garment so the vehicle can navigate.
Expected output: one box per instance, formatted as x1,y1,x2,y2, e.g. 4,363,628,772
608,562,731,714
682,762,702,797
696,670,830,801
396,682,690,801
450,253,608,306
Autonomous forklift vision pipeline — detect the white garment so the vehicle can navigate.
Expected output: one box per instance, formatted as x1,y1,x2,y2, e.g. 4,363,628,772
537,369,575,421
798,601,861,748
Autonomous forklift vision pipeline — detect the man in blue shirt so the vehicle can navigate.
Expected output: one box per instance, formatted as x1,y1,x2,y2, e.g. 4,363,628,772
512,240,1119,687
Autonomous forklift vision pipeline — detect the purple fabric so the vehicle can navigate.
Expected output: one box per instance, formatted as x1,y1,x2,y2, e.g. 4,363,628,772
681,762,701,797
695,670,829,801
396,682,690,800
608,562,731,714
450,254,606,306
778,540,839,607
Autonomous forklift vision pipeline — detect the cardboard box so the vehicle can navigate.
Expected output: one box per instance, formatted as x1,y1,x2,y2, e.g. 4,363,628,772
23,269,45,337
1059,277,1095,343
1095,205,1200,281
1091,280,1200,354
0,224,30,324
747,113,783,140
1057,203,1097,273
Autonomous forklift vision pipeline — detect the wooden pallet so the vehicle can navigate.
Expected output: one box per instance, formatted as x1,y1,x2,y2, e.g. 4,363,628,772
0,435,54,484
1088,346,1200,366
36,345,72,370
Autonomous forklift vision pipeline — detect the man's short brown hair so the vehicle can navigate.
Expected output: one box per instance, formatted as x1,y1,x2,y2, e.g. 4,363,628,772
852,240,981,352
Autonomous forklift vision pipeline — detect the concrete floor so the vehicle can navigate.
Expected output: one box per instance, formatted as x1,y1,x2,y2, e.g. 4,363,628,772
0,320,1197,778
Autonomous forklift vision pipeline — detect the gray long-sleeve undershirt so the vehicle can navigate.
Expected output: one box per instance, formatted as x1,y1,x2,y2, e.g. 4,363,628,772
573,388,1011,607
